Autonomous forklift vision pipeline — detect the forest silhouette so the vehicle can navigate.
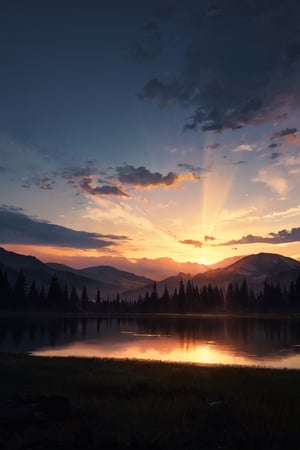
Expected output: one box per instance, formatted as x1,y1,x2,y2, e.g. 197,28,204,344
1,267,300,314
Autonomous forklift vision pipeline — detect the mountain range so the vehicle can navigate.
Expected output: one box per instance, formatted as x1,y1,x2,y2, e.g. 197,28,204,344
0,247,152,299
0,247,300,300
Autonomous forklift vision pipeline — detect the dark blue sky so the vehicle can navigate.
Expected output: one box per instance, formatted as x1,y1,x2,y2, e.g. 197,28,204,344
1,0,300,265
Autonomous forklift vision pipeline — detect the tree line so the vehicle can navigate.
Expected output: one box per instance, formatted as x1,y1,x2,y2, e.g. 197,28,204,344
0,266,300,313
99,276,300,314
0,269,89,312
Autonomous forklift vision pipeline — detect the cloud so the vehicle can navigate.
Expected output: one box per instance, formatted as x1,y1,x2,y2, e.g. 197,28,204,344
138,78,189,109
252,168,290,195
178,163,210,175
0,166,8,172
233,160,246,166
116,164,202,189
219,227,300,246
270,152,281,160
232,144,253,152
62,163,129,197
269,143,278,149
283,134,300,146
22,176,55,190
204,235,216,242
0,206,128,249
80,177,129,197
205,143,221,150
116,164,178,187
179,239,203,248
62,162,99,180
137,1,300,131
272,127,298,139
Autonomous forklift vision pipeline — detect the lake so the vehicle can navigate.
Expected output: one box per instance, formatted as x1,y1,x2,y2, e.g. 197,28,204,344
1,315,300,368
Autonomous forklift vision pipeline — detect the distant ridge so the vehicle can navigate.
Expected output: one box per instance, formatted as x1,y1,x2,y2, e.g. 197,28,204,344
208,255,246,270
1,247,300,300
125,252,300,298
0,247,152,299
57,256,209,280
193,252,300,291
46,254,246,280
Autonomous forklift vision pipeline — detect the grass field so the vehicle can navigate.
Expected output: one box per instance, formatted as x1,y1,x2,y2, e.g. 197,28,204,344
1,354,300,449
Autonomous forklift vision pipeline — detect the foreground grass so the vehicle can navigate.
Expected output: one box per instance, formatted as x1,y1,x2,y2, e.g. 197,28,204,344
1,355,300,449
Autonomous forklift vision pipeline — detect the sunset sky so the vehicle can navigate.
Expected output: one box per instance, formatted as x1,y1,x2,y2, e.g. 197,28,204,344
1,0,300,267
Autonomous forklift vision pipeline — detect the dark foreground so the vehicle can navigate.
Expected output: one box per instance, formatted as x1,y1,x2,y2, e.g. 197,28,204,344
1,356,300,450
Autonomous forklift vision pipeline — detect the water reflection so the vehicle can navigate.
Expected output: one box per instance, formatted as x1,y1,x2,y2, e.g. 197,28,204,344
1,316,300,368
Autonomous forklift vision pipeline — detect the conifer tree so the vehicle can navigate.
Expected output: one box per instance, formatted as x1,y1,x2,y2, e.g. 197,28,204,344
28,280,39,308
150,281,158,308
63,284,69,311
13,270,27,308
70,287,79,311
178,279,185,311
96,289,101,310
0,268,11,308
39,287,46,309
81,285,89,311
161,285,170,310
47,276,63,309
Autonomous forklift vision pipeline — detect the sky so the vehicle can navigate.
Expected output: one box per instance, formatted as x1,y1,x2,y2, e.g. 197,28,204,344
1,0,300,267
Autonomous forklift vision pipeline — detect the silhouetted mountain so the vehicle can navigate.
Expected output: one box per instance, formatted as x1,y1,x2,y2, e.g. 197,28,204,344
46,262,153,294
0,247,55,287
124,272,194,299
124,257,208,280
59,255,208,280
0,248,152,299
193,253,300,291
2,248,300,303
125,253,300,299
208,255,246,270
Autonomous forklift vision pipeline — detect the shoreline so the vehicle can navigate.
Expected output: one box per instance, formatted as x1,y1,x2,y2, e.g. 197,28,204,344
1,310,300,320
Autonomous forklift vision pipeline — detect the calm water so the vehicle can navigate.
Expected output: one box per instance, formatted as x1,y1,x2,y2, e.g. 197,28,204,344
1,316,300,368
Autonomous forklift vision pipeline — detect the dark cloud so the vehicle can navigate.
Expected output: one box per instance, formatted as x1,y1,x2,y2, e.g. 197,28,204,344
0,166,8,172
62,164,129,197
183,122,197,131
205,143,221,150
272,127,298,139
233,160,246,166
271,152,281,160
204,235,216,242
179,239,203,248
268,143,278,148
90,185,129,197
116,164,179,187
202,123,224,132
22,176,54,190
178,163,209,175
62,163,97,180
80,177,129,197
138,78,191,108
0,206,128,249
218,227,300,246
138,0,300,132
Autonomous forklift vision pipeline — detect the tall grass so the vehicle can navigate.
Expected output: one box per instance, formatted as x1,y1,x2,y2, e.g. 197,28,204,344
1,355,300,449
